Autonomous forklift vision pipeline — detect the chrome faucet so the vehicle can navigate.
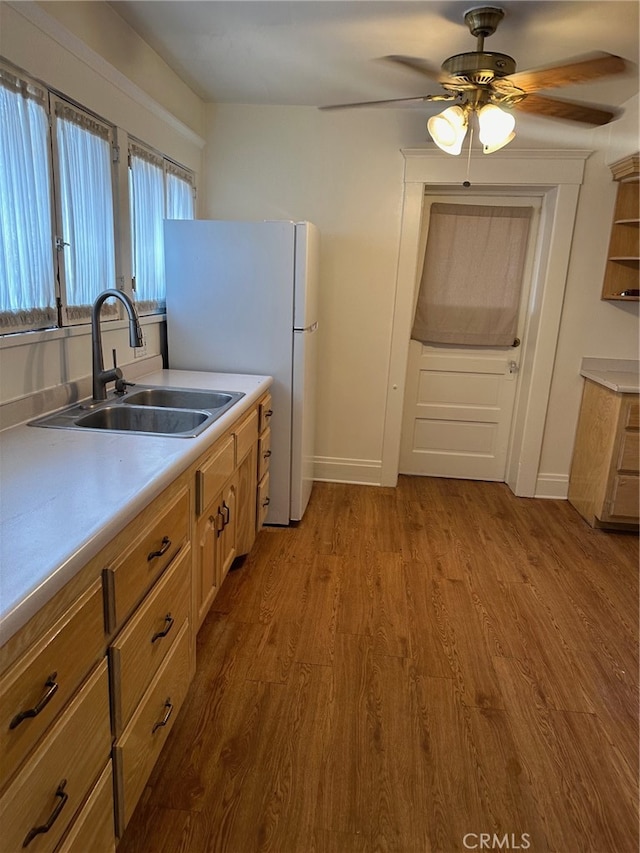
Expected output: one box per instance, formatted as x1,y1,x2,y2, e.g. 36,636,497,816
91,289,144,401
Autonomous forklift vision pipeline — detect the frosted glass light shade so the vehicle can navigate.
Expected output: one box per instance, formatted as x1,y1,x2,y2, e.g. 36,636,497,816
478,104,516,153
427,106,468,155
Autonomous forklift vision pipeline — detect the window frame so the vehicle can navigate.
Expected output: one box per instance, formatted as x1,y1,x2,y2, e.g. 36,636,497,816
0,56,196,338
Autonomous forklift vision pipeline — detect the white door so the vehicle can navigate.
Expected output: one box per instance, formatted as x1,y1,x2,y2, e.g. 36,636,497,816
399,194,541,482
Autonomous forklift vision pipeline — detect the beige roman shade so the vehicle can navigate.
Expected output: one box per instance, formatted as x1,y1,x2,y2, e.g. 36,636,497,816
412,203,533,347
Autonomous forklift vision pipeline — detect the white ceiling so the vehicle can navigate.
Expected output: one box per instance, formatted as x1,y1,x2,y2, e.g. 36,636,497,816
108,1,639,113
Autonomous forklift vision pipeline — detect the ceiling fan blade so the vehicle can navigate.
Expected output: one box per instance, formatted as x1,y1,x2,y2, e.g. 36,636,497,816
319,93,454,111
383,55,456,85
504,52,628,93
513,93,619,125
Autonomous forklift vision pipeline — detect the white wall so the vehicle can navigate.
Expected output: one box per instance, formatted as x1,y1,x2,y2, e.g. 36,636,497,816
0,1,205,409
1,1,637,495
203,100,639,491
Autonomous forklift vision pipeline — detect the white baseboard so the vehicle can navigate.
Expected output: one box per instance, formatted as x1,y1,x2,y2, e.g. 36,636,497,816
535,473,569,499
314,456,382,486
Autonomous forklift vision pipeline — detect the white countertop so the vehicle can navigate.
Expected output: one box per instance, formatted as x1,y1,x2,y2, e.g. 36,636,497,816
0,369,272,646
580,358,640,394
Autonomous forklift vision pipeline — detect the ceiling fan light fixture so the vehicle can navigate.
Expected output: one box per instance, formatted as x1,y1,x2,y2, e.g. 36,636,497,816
427,105,468,155
478,103,516,153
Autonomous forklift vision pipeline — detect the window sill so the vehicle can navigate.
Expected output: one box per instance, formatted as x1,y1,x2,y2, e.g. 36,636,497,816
0,313,165,350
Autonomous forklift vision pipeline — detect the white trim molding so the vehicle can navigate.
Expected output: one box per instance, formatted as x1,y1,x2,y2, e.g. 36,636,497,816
7,0,205,149
381,148,591,497
314,456,383,486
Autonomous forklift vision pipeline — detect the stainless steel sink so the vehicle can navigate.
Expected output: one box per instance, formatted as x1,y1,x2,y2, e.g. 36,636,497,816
75,405,210,435
123,387,242,412
29,385,245,437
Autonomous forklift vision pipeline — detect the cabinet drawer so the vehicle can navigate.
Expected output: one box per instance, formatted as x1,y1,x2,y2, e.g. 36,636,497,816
258,393,273,434
196,435,235,515
257,472,270,530
104,488,189,632
56,761,115,853
0,579,104,788
113,620,192,835
109,546,191,735
236,408,258,464
0,661,111,853
618,429,640,473
258,428,272,482
608,474,640,519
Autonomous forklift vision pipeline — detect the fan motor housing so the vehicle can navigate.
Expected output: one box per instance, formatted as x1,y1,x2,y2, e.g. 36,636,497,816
442,51,516,84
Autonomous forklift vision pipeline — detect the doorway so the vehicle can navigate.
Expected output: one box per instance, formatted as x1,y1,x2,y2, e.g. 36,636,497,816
399,193,542,482
380,149,589,496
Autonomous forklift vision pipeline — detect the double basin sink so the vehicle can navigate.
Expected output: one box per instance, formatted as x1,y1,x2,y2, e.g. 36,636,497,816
30,386,245,438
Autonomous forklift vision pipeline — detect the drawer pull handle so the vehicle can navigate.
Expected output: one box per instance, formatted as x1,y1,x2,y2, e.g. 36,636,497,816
264,408,273,418
148,536,171,561
222,501,231,525
10,673,59,729
262,497,271,508
263,450,272,459
151,613,174,643
152,699,173,733
23,779,68,847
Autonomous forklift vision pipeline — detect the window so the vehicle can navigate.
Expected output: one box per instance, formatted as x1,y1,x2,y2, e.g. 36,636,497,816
129,142,195,315
0,67,56,332
0,58,196,335
53,98,117,322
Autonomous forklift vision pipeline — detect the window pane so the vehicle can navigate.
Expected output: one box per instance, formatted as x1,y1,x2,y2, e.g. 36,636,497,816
0,79,56,331
129,151,165,314
167,171,194,220
56,112,116,316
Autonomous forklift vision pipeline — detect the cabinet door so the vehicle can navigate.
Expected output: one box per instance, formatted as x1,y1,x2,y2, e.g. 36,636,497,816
236,443,257,557
195,509,221,630
218,478,238,585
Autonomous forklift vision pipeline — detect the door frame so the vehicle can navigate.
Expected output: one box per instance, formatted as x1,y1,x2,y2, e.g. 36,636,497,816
381,148,590,496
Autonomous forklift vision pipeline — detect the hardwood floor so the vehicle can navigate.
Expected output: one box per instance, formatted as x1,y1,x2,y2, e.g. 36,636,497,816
117,478,639,853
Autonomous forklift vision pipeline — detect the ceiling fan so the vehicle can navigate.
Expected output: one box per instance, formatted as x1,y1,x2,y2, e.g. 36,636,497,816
319,6,629,154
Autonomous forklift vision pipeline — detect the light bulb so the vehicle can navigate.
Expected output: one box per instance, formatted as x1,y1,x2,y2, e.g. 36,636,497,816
478,104,515,153
427,106,468,156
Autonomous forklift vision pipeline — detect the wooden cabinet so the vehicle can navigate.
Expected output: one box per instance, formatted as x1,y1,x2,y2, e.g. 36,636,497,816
257,391,273,531
0,579,104,788
104,480,194,838
193,409,258,630
601,152,639,301
113,621,192,833
568,380,639,528
0,661,112,853
103,487,190,633
0,384,272,849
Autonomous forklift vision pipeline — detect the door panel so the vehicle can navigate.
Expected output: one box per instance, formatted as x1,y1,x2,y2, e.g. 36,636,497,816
400,193,540,481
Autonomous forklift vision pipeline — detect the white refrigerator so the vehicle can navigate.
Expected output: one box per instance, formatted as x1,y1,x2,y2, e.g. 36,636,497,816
164,220,319,525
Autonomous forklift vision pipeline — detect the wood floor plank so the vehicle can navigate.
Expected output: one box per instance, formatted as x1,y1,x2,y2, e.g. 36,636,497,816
402,559,452,678
317,632,376,835
436,577,505,709
294,555,342,666
117,477,638,853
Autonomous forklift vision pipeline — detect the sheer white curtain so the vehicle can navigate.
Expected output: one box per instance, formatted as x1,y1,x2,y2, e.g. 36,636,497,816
412,203,533,347
129,148,165,313
166,170,194,220
0,71,56,330
55,104,116,318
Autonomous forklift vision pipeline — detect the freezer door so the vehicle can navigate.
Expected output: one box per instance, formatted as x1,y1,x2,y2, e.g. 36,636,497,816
290,324,318,520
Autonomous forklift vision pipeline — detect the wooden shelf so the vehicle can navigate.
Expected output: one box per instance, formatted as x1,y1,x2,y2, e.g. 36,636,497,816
601,153,640,302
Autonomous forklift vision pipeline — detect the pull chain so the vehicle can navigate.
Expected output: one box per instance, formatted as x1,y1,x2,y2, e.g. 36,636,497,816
463,125,474,187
